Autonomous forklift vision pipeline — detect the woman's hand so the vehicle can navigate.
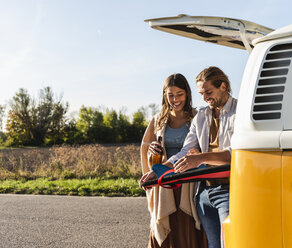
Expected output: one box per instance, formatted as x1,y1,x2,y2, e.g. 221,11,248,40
148,141,162,156
174,154,202,173
139,171,157,190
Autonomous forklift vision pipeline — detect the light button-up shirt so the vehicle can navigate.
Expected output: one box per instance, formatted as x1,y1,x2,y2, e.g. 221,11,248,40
168,96,237,165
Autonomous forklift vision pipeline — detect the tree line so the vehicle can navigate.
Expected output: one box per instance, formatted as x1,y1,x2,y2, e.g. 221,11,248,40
0,87,159,147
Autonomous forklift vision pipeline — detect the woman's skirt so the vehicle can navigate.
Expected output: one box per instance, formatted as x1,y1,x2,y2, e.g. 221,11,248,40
148,186,208,248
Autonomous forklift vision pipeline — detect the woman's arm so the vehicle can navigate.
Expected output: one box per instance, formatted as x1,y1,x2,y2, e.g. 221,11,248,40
140,118,156,174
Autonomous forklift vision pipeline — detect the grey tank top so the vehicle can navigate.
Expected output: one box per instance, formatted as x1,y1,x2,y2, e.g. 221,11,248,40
164,124,190,159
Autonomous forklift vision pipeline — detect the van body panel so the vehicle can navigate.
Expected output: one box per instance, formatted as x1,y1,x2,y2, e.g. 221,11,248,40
278,42,292,131
231,131,282,150
232,38,292,150
224,150,282,248
280,131,292,149
282,151,292,248
253,24,292,45
232,40,283,149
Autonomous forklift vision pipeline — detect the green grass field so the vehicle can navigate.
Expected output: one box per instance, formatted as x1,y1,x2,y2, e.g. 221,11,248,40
0,178,145,197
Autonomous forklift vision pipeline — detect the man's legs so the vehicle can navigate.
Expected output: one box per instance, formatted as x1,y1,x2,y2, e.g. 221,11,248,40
196,184,229,248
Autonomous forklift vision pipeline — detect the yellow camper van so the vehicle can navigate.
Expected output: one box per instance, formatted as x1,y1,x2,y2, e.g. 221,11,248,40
145,15,292,248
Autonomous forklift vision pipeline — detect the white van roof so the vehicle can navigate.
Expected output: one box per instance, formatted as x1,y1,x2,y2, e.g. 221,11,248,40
253,24,292,45
145,15,274,52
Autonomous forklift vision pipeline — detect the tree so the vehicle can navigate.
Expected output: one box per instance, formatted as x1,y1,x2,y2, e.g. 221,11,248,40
63,118,79,145
31,87,54,143
45,96,69,145
5,88,33,145
117,110,131,143
5,87,68,146
5,109,29,146
129,108,148,142
103,109,119,143
33,87,68,145
75,106,105,143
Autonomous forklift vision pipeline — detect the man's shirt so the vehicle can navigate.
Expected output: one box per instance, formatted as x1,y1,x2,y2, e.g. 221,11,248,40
168,96,237,165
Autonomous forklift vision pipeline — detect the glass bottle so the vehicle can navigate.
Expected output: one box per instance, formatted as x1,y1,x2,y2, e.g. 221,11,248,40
152,136,163,165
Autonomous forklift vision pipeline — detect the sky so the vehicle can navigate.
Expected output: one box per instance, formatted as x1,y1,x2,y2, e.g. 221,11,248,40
0,0,291,120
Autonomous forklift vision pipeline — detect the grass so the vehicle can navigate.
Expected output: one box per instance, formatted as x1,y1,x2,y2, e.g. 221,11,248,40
0,144,144,197
0,178,145,197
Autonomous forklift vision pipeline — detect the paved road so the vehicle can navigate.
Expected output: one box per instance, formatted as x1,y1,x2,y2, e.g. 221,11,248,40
0,195,150,248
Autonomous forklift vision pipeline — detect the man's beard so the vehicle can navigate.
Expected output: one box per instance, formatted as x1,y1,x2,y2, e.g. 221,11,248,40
208,92,226,109
209,99,219,109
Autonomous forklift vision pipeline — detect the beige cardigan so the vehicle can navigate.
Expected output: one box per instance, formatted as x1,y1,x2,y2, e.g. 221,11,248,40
140,112,201,246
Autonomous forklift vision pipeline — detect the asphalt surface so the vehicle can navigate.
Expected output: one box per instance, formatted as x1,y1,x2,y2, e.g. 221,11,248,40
0,194,150,248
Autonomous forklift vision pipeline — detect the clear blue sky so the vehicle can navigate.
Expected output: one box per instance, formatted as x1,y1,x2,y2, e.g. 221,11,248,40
0,0,291,120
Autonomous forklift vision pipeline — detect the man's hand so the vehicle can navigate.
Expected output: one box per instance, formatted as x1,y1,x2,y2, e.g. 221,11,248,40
139,171,157,190
187,148,201,156
174,154,202,173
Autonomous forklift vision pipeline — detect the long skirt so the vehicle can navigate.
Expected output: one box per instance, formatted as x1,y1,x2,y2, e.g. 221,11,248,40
148,186,208,248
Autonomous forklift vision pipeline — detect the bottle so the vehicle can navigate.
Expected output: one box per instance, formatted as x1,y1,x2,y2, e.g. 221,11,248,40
151,136,163,165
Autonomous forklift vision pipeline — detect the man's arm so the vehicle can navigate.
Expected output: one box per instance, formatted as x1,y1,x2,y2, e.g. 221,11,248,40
167,116,200,164
199,150,231,166
174,150,231,173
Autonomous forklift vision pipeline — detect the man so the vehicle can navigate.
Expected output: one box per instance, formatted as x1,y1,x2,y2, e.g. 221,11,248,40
140,66,237,248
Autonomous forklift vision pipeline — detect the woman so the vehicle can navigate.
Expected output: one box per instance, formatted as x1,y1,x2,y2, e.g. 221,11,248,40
140,73,207,248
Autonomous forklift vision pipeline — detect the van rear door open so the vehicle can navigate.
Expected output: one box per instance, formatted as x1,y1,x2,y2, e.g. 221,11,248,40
145,15,274,53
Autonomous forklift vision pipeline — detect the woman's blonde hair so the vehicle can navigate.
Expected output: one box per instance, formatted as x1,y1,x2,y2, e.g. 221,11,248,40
155,73,194,132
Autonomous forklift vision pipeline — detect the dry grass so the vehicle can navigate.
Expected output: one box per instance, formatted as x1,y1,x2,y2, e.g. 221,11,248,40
0,144,141,180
